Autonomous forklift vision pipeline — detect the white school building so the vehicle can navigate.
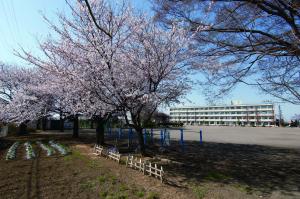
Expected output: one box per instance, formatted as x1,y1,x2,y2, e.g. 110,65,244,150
170,102,275,126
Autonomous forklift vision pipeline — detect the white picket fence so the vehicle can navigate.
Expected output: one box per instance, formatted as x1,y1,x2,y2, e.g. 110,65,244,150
126,155,164,183
93,144,121,163
108,151,121,163
93,145,104,156
93,146,164,182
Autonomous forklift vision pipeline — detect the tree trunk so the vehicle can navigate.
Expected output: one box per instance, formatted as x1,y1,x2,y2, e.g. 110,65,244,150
59,111,64,132
18,123,28,135
96,118,105,145
36,119,41,130
73,115,79,138
136,127,146,155
90,120,94,129
42,117,47,131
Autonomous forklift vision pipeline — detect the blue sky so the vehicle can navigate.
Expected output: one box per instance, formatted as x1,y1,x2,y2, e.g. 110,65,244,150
0,0,299,120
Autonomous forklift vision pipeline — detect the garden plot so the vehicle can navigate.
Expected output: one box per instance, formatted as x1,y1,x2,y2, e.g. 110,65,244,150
4,140,70,160
24,142,35,159
37,141,55,156
49,140,70,155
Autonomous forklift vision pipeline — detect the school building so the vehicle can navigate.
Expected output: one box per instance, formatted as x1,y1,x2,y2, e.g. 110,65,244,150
170,103,275,126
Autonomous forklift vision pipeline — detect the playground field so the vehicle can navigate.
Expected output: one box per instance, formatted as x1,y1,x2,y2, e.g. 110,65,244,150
41,126,300,149
163,126,300,149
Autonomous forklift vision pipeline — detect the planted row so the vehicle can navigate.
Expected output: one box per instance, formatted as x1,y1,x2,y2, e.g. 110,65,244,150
37,141,55,156
49,140,70,155
24,142,35,159
5,141,70,160
5,142,19,160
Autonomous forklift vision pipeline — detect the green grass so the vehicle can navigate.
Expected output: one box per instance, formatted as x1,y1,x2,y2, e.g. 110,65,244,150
99,190,108,198
192,186,208,199
88,159,102,169
64,150,102,170
97,175,107,184
64,149,85,161
146,192,160,199
232,183,252,193
135,190,145,198
109,175,118,185
100,189,129,199
204,171,231,181
80,180,97,190
119,183,129,191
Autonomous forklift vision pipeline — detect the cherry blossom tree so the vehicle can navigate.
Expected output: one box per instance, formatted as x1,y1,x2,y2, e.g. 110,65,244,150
18,0,192,154
0,64,50,134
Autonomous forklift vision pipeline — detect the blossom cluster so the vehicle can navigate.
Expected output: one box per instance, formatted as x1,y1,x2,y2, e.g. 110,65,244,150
0,1,192,152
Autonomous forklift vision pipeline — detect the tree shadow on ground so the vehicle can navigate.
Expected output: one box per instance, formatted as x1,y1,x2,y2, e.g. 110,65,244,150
3,132,300,197
153,140,300,196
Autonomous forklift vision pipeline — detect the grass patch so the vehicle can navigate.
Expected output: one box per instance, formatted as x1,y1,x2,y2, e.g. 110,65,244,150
114,192,129,199
97,175,107,184
64,150,101,170
101,190,129,199
88,159,101,169
109,175,118,185
119,183,129,191
204,171,231,181
64,149,85,161
134,190,145,198
80,180,97,190
192,186,208,199
232,183,252,193
146,192,160,199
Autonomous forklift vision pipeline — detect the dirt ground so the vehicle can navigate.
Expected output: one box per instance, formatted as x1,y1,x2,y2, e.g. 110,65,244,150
0,133,300,199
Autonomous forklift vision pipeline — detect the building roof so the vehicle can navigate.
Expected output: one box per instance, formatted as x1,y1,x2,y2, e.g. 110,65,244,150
170,103,274,109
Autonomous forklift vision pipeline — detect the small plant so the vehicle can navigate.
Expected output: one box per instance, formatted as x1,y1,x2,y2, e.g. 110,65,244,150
136,191,145,198
88,160,101,168
97,175,107,184
24,142,35,159
192,186,207,199
115,192,128,199
49,140,70,155
37,141,55,156
5,141,19,160
146,192,159,199
134,188,145,198
110,175,118,185
232,183,252,193
119,183,129,191
80,180,96,190
204,171,230,181
99,190,108,198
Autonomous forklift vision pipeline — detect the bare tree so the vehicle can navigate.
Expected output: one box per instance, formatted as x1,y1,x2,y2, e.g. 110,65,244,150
153,0,300,104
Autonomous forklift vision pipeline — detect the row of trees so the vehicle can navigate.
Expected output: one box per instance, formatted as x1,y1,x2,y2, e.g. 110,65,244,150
0,0,193,154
